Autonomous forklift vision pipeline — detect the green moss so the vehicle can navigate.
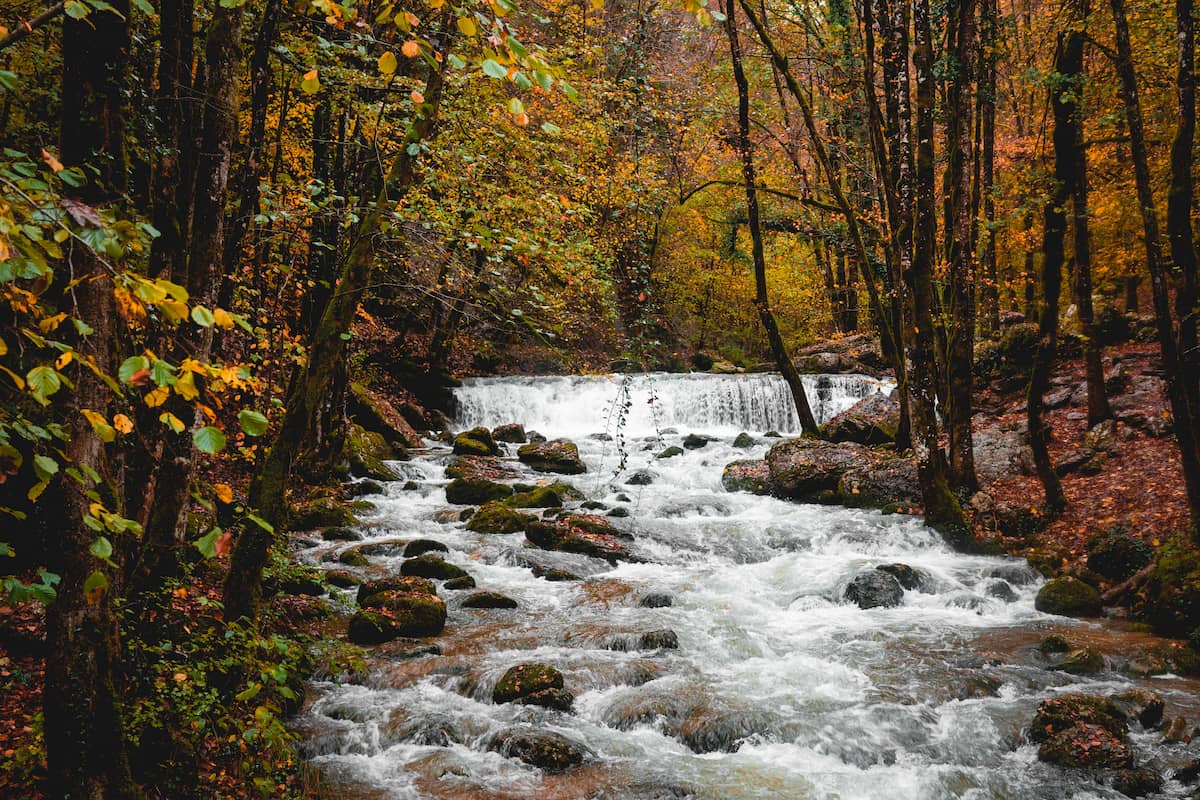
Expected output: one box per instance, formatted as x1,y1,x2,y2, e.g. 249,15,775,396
445,477,513,505
452,427,500,456
492,663,565,704
290,498,357,531
506,485,565,509
1035,576,1102,617
466,501,535,533
400,554,469,580
1143,535,1200,638
356,576,436,605
345,423,401,481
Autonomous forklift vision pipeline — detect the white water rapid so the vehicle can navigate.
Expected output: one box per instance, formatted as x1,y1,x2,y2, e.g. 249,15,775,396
296,373,1198,800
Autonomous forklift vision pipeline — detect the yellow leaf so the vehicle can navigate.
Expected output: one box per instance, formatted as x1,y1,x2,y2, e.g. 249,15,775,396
426,0,444,7
590,0,604,8
456,16,476,36
401,39,420,58
0,336,6,356
159,411,186,434
175,371,199,401
179,358,205,374
378,51,397,75
39,312,68,333
56,351,73,369
0,364,25,390
41,148,64,173
214,483,234,504
113,413,134,434
145,386,170,408
212,308,235,330
159,299,189,323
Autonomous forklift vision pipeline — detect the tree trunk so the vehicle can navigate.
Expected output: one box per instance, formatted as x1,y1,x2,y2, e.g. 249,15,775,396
724,0,819,435
223,36,452,622
979,0,1001,334
44,5,141,797
147,0,194,280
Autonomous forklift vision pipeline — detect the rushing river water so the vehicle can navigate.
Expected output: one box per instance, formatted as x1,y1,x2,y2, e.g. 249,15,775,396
297,373,1200,800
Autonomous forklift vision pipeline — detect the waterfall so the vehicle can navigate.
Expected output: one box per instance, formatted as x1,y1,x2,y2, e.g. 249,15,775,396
452,372,894,436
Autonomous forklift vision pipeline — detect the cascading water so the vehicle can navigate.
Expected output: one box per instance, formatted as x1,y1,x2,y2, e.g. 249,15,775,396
296,374,1199,800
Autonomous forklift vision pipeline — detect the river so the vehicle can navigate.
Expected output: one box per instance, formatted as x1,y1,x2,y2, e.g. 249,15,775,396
296,373,1198,799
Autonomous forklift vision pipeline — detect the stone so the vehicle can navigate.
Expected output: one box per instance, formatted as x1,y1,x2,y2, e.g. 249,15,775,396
1038,723,1133,770
1143,535,1200,637
345,423,402,481
444,476,513,505
525,515,634,562
465,501,535,534
721,459,770,494
452,426,500,456
626,469,655,486
325,570,360,589
656,446,685,459
493,663,565,704
682,433,713,449
337,550,369,567
1039,634,1072,654
345,480,384,497
403,538,448,558
1110,688,1165,729
321,526,361,542
487,729,586,771
442,575,476,590
837,458,921,511
513,688,575,712
766,437,889,501
348,382,424,449
356,576,436,605
1028,694,1129,744
820,392,900,445
518,439,586,474
462,591,518,609
507,485,568,508
1087,529,1153,583
875,563,927,591
347,610,401,645
732,432,756,448
1035,576,1103,617
984,579,1019,602
1050,648,1105,675
492,423,527,443
445,455,518,482
290,498,357,531
973,427,1036,483
532,565,581,582
844,570,904,609
639,593,674,608
400,554,469,581
356,591,446,637
1111,767,1163,798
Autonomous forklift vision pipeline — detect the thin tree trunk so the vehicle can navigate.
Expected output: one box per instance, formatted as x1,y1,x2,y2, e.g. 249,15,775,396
147,0,193,280
980,0,1001,333
724,0,820,435
1071,114,1113,426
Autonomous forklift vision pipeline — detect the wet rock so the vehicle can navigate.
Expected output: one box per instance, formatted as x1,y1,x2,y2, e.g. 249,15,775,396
493,663,565,704
1087,529,1154,582
821,392,900,445
355,591,446,637
525,515,634,562
403,538,448,558
1029,694,1129,743
320,526,361,542
385,711,460,747
513,687,576,712
492,422,527,443
345,480,384,497
766,438,889,501
527,430,547,443
1039,634,1072,654
349,382,424,450
357,576,436,606
347,610,402,645
452,426,501,456
345,423,403,481
444,476,513,505
508,484,569,508
845,570,904,609
442,575,476,590
609,629,679,651
402,480,419,490
337,550,369,567
1124,653,1171,678
291,498,357,531
875,563,927,592
445,455,518,482
273,574,325,597
532,565,581,582
837,459,921,510
1050,648,1105,675
325,570,360,589
518,439,586,474
400,554,469,581
986,561,1040,585
462,591,518,609
1111,767,1163,798
683,433,713,449
1038,723,1133,769
466,501,535,534
656,446,685,461
626,469,655,486
732,432,756,448
487,728,586,771
608,507,630,518
678,708,764,754
1035,576,1103,617
984,579,1019,602
721,459,770,494
1162,717,1195,744
639,593,674,608
1111,688,1165,729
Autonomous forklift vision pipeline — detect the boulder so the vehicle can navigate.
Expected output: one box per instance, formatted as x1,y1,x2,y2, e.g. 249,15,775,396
721,459,770,495
1142,535,1200,637
355,591,446,637
321,526,361,542
656,446,684,459
487,729,586,771
452,427,500,456
345,423,402,481
1110,688,1165,729
678,708,765,754
325,570,360,589
639,593,674,608
626,469,655,486
821,392,900,445
345,480,384,497
732,432,756,449
766,438,888,501
844,570,904,609
445,455,518,482
1029,694,1129,743
1038,723,1133,769
290,498,357,531
507,485,567,508
837,458,921,510
400,554,469,581
492,423,527,443
517,439,586,474
348,382,424,449
403,538,448,558
443,575,476,590
493,663,565,704
445,477,512,505
462,591,518,609
513,688,575,712
875,563,927,591
972,426,1035,483
682,433,713,450
1035,576,1103,617
1087,529,1153,582
356,576,436,606
347,610,401,645
466,501,535,534
1111,767,1163,798
1050,648,1105,675
532,565,581,582
337,550,369,567
525,515,635,562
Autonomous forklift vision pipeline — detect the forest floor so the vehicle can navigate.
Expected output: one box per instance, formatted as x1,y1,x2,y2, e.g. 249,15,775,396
0,341,1189,798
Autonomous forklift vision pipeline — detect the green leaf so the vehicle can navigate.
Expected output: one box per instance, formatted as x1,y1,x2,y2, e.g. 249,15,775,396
26,366,62,404
82,569,108,599
193,426,227,454
191,305,215,327
509,97,525,115
32,454,59,481
237,409,269,436
448,54,467,69
64,0,89,19
235,682,261,701
540,122,562,136
132,0,154,14
194,528,221,559
150,359,177,387
560,80,579,101
482,59,508,79
245,513,274,534
119,355,150,384
89,536,113,560
300,69,320,95
378,51,398,75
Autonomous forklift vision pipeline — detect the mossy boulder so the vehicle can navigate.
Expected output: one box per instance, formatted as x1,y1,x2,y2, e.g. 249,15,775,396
1050,648,1106,675
356,576,436,606
345,479,384,497
507,485,566,509
517,439,586,474
358,591,446,637
656,446,685,459
445,455,518,482
400,554,468,580
1035,576,1103,617
875,563,928,591
820,392,900,445
347,610,401,645
348,382,424,449
462,591,518,609
1142,535,1200,638
291,498,357,531
493,663,565,704
445,476,513,505
345,423,402,481
337,550,369,567
1110,688,1165,729
492,423,527,443
1038,723,1133,769
512,688,575,712
766,437,889,501
721,459,770,494
403,538,448,558
487,729,586,771
732,433,756,449
1087,529,1153,582
325,570,360,589
442,575,476,590
466,501,535,534
836,458,921,511
1029,694,1129,743
452,427,501,456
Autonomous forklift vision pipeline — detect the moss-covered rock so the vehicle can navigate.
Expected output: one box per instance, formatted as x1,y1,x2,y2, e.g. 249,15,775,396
836,458,921,511
462,591,518,609
493,663,565,704
507,485,566,509
337,550,369,567
732,433,756,449
1038,723,1133,769
1039,634,1072,654
1110,688,1165,729
358,591,446,637
487,728,586,771
517,439,586,474
345,423,402,481
445,476,513,505
766,437,889,501
356,576,436,606
291,498,358,531
1087,529,1153,582
656,446,685,459
721,459,770,494
325,570,360,588
403,538,448,557
512,688,575,712
1050,648,1105,674
492,423,527,443
1035,576,1102,617
442,575,476,590
1142,535,1200,638
445,455,518,482
466,501,535,534
820,392,900,445
844,570,904,609
400,554,469,580
1029,694,1129,743
875,563,928,591
345,479,384,497
349,382,424,449
452,427,500,456
347,610,400,645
